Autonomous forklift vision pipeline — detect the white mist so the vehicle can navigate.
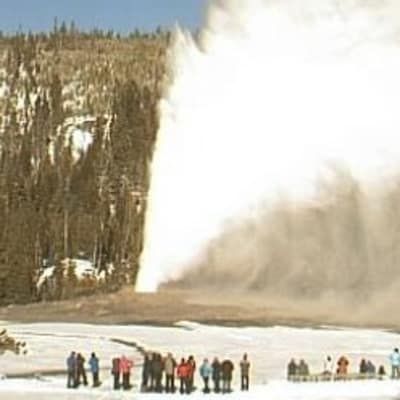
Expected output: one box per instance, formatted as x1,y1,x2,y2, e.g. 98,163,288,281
136,0,400,292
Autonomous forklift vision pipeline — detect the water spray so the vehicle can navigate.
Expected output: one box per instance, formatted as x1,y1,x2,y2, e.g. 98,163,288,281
136,0,400,293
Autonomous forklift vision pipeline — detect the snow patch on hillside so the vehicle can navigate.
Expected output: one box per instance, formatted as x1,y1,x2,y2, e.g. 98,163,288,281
0,81,9,99
36,259,106,292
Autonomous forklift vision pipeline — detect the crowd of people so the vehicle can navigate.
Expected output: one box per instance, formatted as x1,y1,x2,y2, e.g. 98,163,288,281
65,347,400,392
287,352,394,381
141,353,250,394
66,352,100,388
65,351,250,394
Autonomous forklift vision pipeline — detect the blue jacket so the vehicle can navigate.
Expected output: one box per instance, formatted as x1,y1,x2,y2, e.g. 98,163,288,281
89,356,99,373
390,352,400,367
200,362,213,379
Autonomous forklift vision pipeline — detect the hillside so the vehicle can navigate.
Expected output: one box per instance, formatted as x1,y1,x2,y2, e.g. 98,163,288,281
0,27,168,305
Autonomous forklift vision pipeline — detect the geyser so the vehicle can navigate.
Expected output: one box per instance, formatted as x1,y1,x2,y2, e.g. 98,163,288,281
136,0,400,293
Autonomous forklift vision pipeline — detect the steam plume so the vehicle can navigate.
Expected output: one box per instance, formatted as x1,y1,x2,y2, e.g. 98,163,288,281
136,0,400,293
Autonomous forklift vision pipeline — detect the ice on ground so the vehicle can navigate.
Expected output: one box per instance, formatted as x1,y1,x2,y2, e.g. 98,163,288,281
1,322,400,399
1,379,400,400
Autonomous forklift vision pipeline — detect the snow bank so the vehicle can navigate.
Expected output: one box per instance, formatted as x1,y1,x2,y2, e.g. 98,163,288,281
1,379,399,400
1,323,400,399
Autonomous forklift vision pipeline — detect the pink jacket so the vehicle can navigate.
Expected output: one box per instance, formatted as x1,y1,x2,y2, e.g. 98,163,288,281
119,356,133,374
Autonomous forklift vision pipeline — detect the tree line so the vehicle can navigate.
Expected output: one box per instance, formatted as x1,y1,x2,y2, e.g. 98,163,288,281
0,27,167,304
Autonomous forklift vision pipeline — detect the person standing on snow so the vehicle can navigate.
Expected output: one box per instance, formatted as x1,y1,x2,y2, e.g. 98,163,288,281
66,351,77,388
323,355,334,377
298,359,310,378
378,365,386,379
221,358,234,393
390,348,400,379
76,353,88,386
89,353,100,387
187,355,196,393
337,356,349,376
199,358,213,393
212,357,221,393
111,356,121,390
177,358,189,394
141,353,152,392
240,353,250,391
164,352,177,393
287,359,298,381
148,352,156,391
366,360,376,375
359,359,368,374
152,353,164,392
120,355,133,390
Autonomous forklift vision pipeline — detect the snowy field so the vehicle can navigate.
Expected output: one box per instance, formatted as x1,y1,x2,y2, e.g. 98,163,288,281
1,322,400,399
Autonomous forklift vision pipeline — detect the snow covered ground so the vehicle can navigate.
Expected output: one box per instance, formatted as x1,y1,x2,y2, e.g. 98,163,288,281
1,322,400,399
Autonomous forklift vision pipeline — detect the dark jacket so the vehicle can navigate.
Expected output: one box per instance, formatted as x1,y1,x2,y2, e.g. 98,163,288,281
221,360,234,380
288,360,297,377
112,358,120,375
67,354,76,372
142,355,151,377
298,361,309,376
212,360,221,380
77,354,85,371
152,355,164,377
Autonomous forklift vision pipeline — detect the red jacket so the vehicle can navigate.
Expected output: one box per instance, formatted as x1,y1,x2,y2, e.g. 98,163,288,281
177,362,189,378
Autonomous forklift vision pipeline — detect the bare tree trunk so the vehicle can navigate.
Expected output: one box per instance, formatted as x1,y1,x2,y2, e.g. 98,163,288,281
63,176,70,259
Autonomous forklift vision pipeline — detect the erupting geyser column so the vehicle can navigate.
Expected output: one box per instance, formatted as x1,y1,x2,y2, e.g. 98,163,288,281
136,0,400,293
